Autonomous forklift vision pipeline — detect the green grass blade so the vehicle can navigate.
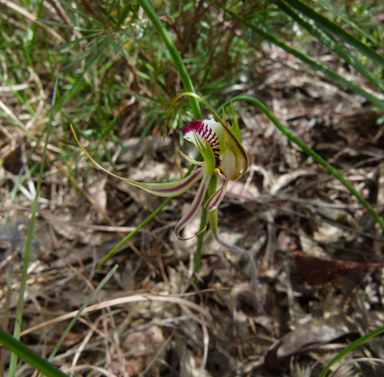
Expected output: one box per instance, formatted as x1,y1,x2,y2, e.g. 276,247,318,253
284,0,384,69
0,265,14,377
115,3,134,28
49,150,81,163
60,1,105,26
140,112,157,141
0,330,68,377
108,36,127,57
277,0,384,92
62,44,95,70
48,264,119,361
97,198,172,266
218,95,384,231
28,0,44,57
223,6,384,110
3,170,31,224
36,18,101,32
0,105,35,141
104,0,117,30
319,326,384,377
56,38,108,112
8,78,59,377
311,0,382,49
137,0,202,119
51,34,100,51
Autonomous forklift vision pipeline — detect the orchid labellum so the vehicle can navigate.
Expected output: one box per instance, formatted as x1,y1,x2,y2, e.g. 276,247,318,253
71,106,249,246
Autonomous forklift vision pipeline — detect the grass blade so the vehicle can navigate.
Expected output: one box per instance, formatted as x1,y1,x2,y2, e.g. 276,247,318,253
97,198,173,267
8,78,59,376
48,264,119,361
60,1,105,26
218,95,384,231
56,37,108,111
277,0,384,92
115,2,134,28
0,330,68,377
311,0,382,49
222,6,384,110
284,0,384,69
51,33,100,51
137,0,202,119
319,326,384,377
36,18,101,32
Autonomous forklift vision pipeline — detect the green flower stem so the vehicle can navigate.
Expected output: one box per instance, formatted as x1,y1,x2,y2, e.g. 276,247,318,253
219,96,384,231
194,198,209,284
0,330,68,377
194,177,218,285
319,326,384,377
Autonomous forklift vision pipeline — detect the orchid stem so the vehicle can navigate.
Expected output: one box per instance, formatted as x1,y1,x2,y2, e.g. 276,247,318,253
194,197,208,285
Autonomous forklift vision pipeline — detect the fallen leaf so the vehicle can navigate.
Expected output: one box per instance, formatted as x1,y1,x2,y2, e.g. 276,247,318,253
294,251,384,288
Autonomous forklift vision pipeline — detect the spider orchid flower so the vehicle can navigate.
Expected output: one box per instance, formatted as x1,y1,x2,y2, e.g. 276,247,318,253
71,116,248,241
176,118,248,239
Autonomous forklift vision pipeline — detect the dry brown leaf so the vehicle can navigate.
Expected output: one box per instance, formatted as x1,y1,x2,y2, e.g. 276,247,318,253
294,251,383,287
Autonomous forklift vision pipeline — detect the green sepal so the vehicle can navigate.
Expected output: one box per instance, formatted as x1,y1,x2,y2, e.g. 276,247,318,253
230,102,242,143
71,125,205,197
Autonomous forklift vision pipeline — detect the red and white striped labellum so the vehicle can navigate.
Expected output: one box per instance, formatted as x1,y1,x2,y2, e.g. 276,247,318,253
71,116,248,240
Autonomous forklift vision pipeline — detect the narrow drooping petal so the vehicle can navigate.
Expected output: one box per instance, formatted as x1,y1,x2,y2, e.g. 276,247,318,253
175,173,211,240
204,177,229,212
72,125,204,197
